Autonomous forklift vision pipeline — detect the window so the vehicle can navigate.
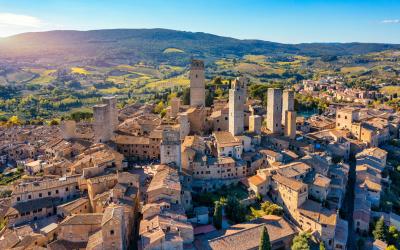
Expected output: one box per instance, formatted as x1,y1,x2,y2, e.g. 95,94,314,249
65,187,69,191
56,190,59,194
17,197,20,201
110,230,114,235
39,193,42,198
28,195,32,199
48,191,51,196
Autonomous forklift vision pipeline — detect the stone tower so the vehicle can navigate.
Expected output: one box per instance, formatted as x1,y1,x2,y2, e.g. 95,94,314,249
102,96,118,130
284,110,297,139
282,90,294,125
61,120,76,140
229,77,246,136
249,115,262,134
189,59,205,107
170,97,180,118
160,127,182,171
101,205,126,249
93,96,118,143
266,88,282,134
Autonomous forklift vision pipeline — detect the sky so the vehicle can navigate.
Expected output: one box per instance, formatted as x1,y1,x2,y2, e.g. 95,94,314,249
0,0,399,44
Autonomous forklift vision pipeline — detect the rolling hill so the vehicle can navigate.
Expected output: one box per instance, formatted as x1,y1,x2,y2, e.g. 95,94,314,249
0,28,399,66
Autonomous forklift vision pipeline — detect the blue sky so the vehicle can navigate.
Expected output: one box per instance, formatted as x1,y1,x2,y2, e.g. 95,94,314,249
0,0,399,43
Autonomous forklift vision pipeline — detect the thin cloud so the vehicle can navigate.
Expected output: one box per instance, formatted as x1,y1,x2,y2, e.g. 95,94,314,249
0,13,42,27
382,19,400,24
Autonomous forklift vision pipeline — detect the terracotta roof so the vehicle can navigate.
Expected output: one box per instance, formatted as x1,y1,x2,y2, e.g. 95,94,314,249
272,174,306,192
298,200,337,226
208,215,296,250
313,174,331,187
248,175,266,186
114,134,150,145
60,213,103,226
147,165,181,193
213,131,240,147
57,197,89,213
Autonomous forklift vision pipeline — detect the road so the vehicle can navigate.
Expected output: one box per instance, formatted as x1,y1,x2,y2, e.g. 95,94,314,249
344,160,357,250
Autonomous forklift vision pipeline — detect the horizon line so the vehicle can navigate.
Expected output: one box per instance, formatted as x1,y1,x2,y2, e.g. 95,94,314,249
1,27,400,45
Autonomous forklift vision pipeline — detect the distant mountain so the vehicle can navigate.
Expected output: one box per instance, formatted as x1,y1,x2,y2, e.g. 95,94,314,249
0,28,399,65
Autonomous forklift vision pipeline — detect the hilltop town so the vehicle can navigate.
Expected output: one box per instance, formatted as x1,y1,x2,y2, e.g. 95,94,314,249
0,58,399,250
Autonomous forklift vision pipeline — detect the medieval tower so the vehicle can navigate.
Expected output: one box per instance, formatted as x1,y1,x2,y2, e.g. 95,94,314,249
229,77,247,136
160,127,182,170
282,90,296,139
282,90,294,125
93,96,118,143
189,59,205,107
266,88,283,134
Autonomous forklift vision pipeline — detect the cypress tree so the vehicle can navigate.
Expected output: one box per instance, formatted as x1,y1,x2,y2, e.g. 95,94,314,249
259,226,271,250
373,217,387,241
213,201,222,230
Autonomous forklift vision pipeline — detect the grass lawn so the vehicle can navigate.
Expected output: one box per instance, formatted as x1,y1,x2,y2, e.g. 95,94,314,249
145,76,189,89
340,66,368,74
380,86,400,95
71,67,90,75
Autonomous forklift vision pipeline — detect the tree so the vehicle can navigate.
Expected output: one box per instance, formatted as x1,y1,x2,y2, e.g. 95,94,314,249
387,225,399,246
261,201,283,216
356,237,365,250
7,116,21,126
153,101,164,114
225,196,246,223
319,241,326,250
205,90,214,107
373,217,387,241
291,233,310,250
49,119,60,126
259,226,271,250
182,88,190,105
213,201,223,230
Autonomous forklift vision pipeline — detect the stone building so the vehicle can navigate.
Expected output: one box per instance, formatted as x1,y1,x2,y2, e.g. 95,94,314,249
93,96,118,143
189,59,205,107
160,127,181,170
282,89,294,125
284,110,297,139
336,107,360,130
229,77,246,136
249,114,262,134
266,88,283,134
170,97,181,118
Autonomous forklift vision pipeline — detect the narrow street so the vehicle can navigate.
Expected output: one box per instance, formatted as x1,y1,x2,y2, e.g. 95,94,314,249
344,160,357,250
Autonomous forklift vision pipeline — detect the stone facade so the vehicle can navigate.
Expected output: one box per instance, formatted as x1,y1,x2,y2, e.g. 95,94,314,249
282,90,294,126
160,128,181,170
266,88,283,134
93,96,118,143
229,77,246,136
189,59,205,107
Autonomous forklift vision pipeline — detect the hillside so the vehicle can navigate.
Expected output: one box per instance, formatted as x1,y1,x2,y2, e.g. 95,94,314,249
0,29,399,65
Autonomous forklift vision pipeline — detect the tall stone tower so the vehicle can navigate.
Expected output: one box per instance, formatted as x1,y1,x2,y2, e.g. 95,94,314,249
102,96,118,130
282,90,294,125
229,77,246,136
160,127,182,171
61,120,76,140
170,97,180,118
249,115,262,135
284,110,297,139
93,96,118,143
266,88,283,134
189,59,205,107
